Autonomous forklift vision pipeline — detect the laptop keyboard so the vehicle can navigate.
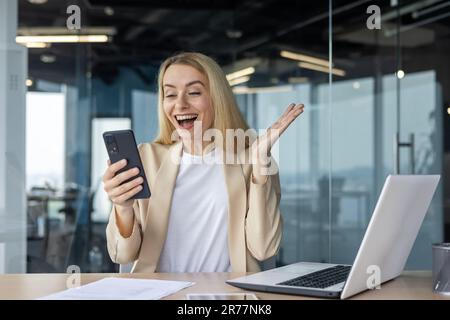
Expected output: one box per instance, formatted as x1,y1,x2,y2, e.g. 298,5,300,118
277,265,351,289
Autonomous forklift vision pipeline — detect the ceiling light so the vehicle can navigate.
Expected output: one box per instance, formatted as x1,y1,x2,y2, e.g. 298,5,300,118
104,6,114,16
228,76,250,86
226,67,255,81
40,54,56,63
396,70,405,79
26,79,33,87
226,29,243,39
23,42,49,48
17,27,116,36
16,35,109,44
298,62,346,77
447,107,450,115
412,1,450,19
281,50,330,68
28,0,48,4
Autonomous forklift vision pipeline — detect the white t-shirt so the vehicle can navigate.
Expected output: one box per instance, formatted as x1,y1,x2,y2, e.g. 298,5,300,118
156,148,231,272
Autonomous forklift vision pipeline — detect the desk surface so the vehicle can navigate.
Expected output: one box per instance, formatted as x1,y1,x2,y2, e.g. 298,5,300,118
0,271,448,300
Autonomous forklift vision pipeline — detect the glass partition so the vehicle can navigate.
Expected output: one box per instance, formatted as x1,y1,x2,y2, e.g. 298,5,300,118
330,0,445,269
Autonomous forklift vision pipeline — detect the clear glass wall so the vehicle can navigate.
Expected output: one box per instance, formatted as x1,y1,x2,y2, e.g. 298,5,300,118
330,0,444,269
237,12,333,265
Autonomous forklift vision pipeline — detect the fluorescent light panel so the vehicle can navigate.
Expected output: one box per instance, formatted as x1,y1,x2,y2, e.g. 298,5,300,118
28,0,48,4
281,50,330,68
298,62,346,77
18,27,116,36
24,42,49,48
226,67,255,81
228,76,250,86
16,35,109,43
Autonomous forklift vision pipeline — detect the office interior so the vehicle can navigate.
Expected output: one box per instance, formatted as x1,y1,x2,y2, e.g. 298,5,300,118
0,0,449,274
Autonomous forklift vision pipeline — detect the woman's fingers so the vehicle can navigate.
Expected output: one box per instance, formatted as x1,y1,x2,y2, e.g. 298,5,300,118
260,103,304,148
280,103,296,119
101,159,141,207
278,104,304,129
273,105,304,136
113,185,143,204
270,104,292,129
282,103,304,122
103,159,127,182
104,167,140,191
252,103,304,170
109,176,144,198
285,104,304,124
271,103,304,130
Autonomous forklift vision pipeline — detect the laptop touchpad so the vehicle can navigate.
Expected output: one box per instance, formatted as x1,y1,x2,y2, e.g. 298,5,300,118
274,262,333,274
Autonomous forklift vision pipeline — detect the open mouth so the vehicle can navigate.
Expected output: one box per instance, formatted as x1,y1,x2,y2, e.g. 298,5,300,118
175,114,198,129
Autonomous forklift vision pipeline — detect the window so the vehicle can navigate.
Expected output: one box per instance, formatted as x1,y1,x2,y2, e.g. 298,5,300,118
26,92,65,191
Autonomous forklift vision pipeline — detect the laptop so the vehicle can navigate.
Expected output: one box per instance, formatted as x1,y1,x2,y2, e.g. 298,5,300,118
227,175,440,299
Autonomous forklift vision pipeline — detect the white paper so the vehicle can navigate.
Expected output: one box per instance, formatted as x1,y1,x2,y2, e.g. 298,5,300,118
39,277,194,300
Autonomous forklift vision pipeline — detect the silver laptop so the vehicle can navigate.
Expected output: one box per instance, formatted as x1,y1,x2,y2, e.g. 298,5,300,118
227,175,440,299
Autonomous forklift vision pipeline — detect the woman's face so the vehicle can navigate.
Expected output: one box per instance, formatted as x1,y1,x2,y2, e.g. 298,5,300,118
162,64,214,137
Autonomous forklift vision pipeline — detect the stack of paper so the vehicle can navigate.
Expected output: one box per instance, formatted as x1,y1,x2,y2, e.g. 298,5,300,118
39,277,194,300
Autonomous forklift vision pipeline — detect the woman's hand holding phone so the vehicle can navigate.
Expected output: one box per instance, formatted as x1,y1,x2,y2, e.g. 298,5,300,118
103,159,144,208
103,159,143,238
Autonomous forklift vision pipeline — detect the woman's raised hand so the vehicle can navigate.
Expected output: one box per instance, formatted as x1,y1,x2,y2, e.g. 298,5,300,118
251,103,304,180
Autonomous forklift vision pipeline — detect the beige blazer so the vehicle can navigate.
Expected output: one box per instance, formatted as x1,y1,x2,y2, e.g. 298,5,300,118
106,141,282,272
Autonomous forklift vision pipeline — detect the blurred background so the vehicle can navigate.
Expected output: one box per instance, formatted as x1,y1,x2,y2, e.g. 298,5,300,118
0,0,449,273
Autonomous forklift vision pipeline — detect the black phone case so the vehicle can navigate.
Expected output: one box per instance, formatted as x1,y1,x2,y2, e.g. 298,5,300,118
103,129,151,199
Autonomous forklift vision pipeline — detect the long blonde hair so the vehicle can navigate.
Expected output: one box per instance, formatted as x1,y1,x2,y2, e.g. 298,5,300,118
154,52,249,147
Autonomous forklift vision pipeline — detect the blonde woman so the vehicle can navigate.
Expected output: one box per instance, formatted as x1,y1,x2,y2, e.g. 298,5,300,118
103,52,304,273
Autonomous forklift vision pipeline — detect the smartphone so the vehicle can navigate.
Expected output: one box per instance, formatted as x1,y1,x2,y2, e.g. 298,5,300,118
103,129,151,199
186,293,258,300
